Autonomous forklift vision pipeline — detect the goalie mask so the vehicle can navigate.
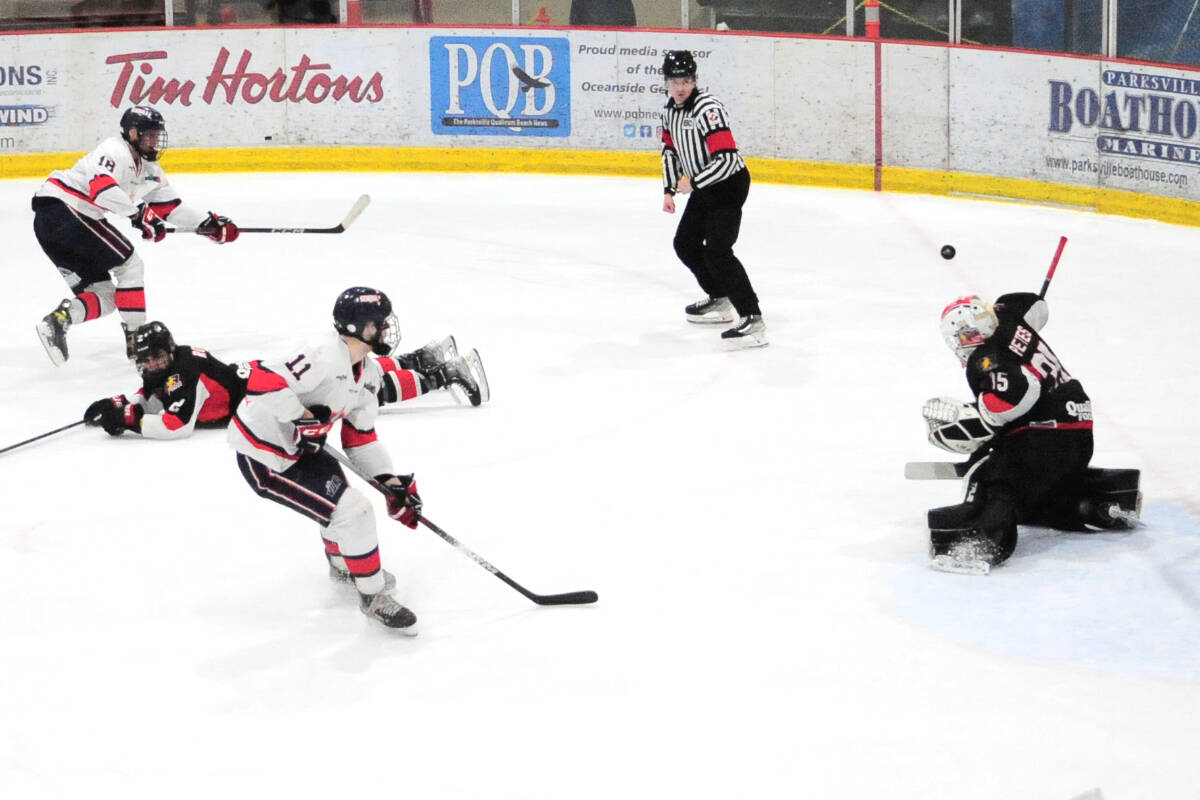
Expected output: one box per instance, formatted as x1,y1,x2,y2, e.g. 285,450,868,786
940,295,997,364
333,286,400,356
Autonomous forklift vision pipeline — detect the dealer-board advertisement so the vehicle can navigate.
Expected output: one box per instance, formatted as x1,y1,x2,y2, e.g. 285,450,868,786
4,26,1200,206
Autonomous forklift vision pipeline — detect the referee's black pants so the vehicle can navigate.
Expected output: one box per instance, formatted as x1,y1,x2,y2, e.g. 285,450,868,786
673,168,760,317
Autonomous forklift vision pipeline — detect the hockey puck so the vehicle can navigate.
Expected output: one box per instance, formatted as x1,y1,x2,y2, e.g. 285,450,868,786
940,244,956,260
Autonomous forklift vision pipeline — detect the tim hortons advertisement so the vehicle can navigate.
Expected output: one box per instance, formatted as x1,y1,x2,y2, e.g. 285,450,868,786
2,29,407,151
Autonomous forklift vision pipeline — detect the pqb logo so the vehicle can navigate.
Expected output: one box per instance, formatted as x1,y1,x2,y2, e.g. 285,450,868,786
430,36,570,136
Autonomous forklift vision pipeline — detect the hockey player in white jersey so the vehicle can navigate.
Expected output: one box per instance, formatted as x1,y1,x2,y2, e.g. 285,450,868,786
228,287,422,632
33,105,240,366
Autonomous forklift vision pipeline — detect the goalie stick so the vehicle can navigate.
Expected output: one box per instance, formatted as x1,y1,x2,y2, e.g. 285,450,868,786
1039,235,1068,299
322,445,599,606
170,194,371,235
904,461,969,480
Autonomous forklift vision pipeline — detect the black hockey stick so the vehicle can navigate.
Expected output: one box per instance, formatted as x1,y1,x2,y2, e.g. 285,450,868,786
0,419,84,456
323,445,599,606
416,516,599,606
1039,235,1068,299
169,194,371,235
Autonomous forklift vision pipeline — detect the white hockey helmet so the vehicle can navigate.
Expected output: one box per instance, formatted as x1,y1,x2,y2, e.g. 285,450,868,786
940,295,997,363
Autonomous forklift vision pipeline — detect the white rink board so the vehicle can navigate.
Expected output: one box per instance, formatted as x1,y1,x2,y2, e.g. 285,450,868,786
5,26,1200,200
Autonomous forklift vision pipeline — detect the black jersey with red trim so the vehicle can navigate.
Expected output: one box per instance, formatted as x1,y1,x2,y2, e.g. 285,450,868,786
965,293,1092,434
137,345,250,438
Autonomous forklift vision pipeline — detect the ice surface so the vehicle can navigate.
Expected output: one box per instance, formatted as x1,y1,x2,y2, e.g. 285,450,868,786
2,172,1198,799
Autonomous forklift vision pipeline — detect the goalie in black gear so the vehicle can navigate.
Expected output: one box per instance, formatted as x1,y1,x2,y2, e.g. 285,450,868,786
922,292,1141,574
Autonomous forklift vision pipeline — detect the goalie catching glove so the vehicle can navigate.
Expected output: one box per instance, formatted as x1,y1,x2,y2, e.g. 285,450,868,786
376,473,422,528
922,396,994,454
197,211,239,243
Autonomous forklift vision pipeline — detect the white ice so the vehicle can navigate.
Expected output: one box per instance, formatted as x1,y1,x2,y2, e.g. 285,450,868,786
1,171,1198,799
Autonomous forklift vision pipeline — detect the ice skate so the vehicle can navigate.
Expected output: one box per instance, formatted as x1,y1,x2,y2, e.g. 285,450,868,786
438,350,489,407
35,301,72,366
359,590,418,634
720,314,768,348
1079,499,1142,530
685,296,735,324
405,335,458,373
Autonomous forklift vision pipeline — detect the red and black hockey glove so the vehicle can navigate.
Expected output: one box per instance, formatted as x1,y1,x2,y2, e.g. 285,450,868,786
377,473,421,528
293,404,334,455
83,395,143,436
130,204,167,242
197,211,239,244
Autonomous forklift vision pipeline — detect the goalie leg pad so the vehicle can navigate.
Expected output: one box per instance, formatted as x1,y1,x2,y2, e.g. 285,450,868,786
927,494,1017,566
1078,467,1142,528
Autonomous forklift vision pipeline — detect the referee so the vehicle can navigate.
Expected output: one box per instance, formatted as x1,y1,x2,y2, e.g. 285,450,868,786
661,49,766,348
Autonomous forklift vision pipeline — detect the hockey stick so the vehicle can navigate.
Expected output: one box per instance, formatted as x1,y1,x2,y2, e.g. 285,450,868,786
323,445,599,606
904,461,968,480
0,419,85,456
1039,235,1068,299
170,194,371,235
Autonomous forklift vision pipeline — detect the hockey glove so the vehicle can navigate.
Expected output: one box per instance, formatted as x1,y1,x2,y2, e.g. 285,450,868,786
130,204,167,242
377,473,422,528
293,404,334,455
197,211,240,244
84,395,143,436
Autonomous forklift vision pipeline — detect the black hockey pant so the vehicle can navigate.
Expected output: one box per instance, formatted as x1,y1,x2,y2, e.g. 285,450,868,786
673,168,760,317
32,196,135,288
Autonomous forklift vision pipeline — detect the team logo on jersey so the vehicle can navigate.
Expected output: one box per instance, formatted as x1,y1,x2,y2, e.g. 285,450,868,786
165,373,183,393
979,357,995,371
430,36,571,137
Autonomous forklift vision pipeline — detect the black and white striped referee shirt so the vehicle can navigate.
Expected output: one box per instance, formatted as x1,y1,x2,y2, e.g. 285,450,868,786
661,90,747,193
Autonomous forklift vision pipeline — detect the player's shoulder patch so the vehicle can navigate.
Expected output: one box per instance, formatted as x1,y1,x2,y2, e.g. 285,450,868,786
164,373,184,394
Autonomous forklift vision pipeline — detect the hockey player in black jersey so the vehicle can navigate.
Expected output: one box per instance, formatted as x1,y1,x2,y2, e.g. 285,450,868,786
83,321,251,439
922,292,1141,573
83,321,489,439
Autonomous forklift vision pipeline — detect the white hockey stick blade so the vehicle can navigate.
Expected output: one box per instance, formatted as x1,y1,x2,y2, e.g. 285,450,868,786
339,194,371,231
931,554,991,575
905,461,966,480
